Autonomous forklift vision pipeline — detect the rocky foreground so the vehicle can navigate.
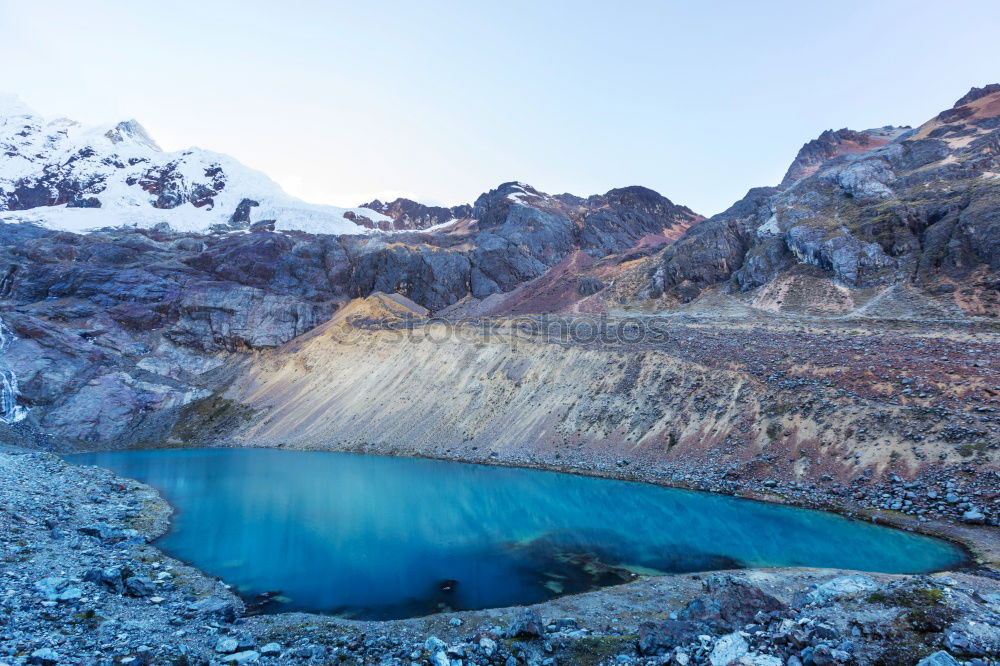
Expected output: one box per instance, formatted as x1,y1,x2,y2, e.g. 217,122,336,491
2,450,999,666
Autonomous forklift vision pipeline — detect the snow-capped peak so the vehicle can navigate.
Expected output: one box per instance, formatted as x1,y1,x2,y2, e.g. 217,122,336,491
103,119,161,151
0,95,389,236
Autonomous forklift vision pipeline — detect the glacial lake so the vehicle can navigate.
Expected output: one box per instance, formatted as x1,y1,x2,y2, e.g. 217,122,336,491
69,448,966,619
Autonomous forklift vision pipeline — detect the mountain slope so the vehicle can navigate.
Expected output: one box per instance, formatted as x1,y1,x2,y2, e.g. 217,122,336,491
638,84,1000,317
0,93,389,235
0,176,699,442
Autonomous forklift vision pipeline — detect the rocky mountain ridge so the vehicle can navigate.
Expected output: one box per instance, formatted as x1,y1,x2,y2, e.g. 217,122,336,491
0,85,997,455
639,86,1000,317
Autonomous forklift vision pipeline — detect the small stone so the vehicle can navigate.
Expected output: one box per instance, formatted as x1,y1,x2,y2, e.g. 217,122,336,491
56,586,83,602
916,651,961,666
425,636,447,652
216,636,240,654
478,636,497,656
124,576,154,597
260,643,282,656
221,650,260,664
554,618,579,631
449,617,463,627
961,510,987,524
28,648,61,665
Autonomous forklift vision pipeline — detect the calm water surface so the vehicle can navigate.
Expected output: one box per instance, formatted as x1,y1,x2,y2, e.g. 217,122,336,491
69,448,965,619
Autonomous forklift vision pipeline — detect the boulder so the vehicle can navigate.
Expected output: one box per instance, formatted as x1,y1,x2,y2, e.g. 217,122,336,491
795,575,878,605
709,632,749,666
507,608,544,638
637,621,701,656
962,510,987,524
27,648,60,665
124,576,154,597
215,637,240,653
259,643,282,657
188,595,239,622
83,566,124,594
916,651,961,666
679,580,785,630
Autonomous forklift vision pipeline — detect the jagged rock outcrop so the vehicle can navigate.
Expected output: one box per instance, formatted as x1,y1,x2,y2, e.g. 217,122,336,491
359,198,473,231
348,182,699,309
641,84,1000,314
780,127,906,186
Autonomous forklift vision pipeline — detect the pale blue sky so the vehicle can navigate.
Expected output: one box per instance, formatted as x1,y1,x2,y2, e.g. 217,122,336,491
2,0,999,215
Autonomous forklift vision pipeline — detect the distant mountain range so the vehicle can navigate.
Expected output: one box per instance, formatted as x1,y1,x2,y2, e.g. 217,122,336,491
0,85,998,442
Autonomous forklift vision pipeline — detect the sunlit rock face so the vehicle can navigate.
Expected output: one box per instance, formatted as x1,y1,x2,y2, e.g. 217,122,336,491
641,85,1000,315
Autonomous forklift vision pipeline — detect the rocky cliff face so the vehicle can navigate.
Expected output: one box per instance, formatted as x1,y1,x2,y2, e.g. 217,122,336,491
0,172,697,444
346,182,699,310
779,127,907,186
641,85,1000,316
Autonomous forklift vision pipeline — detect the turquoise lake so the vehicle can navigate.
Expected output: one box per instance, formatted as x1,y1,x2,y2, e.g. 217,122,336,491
69,448,966,619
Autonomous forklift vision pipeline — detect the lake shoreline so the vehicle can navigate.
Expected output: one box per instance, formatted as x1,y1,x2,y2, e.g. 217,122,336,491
6,445,1000,663
66,447,972,619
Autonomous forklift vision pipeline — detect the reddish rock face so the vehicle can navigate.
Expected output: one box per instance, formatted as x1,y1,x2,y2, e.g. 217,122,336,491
780,127,905,186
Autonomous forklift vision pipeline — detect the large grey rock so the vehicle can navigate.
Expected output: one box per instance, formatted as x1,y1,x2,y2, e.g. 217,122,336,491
259,643,282,657
637,621,701,656
124,576,154,597
709,632,749,666
215,637,240,653
796,575,879,605
507,608,544,638
188,595,238,622
962,509,987,524
916,651,961,666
